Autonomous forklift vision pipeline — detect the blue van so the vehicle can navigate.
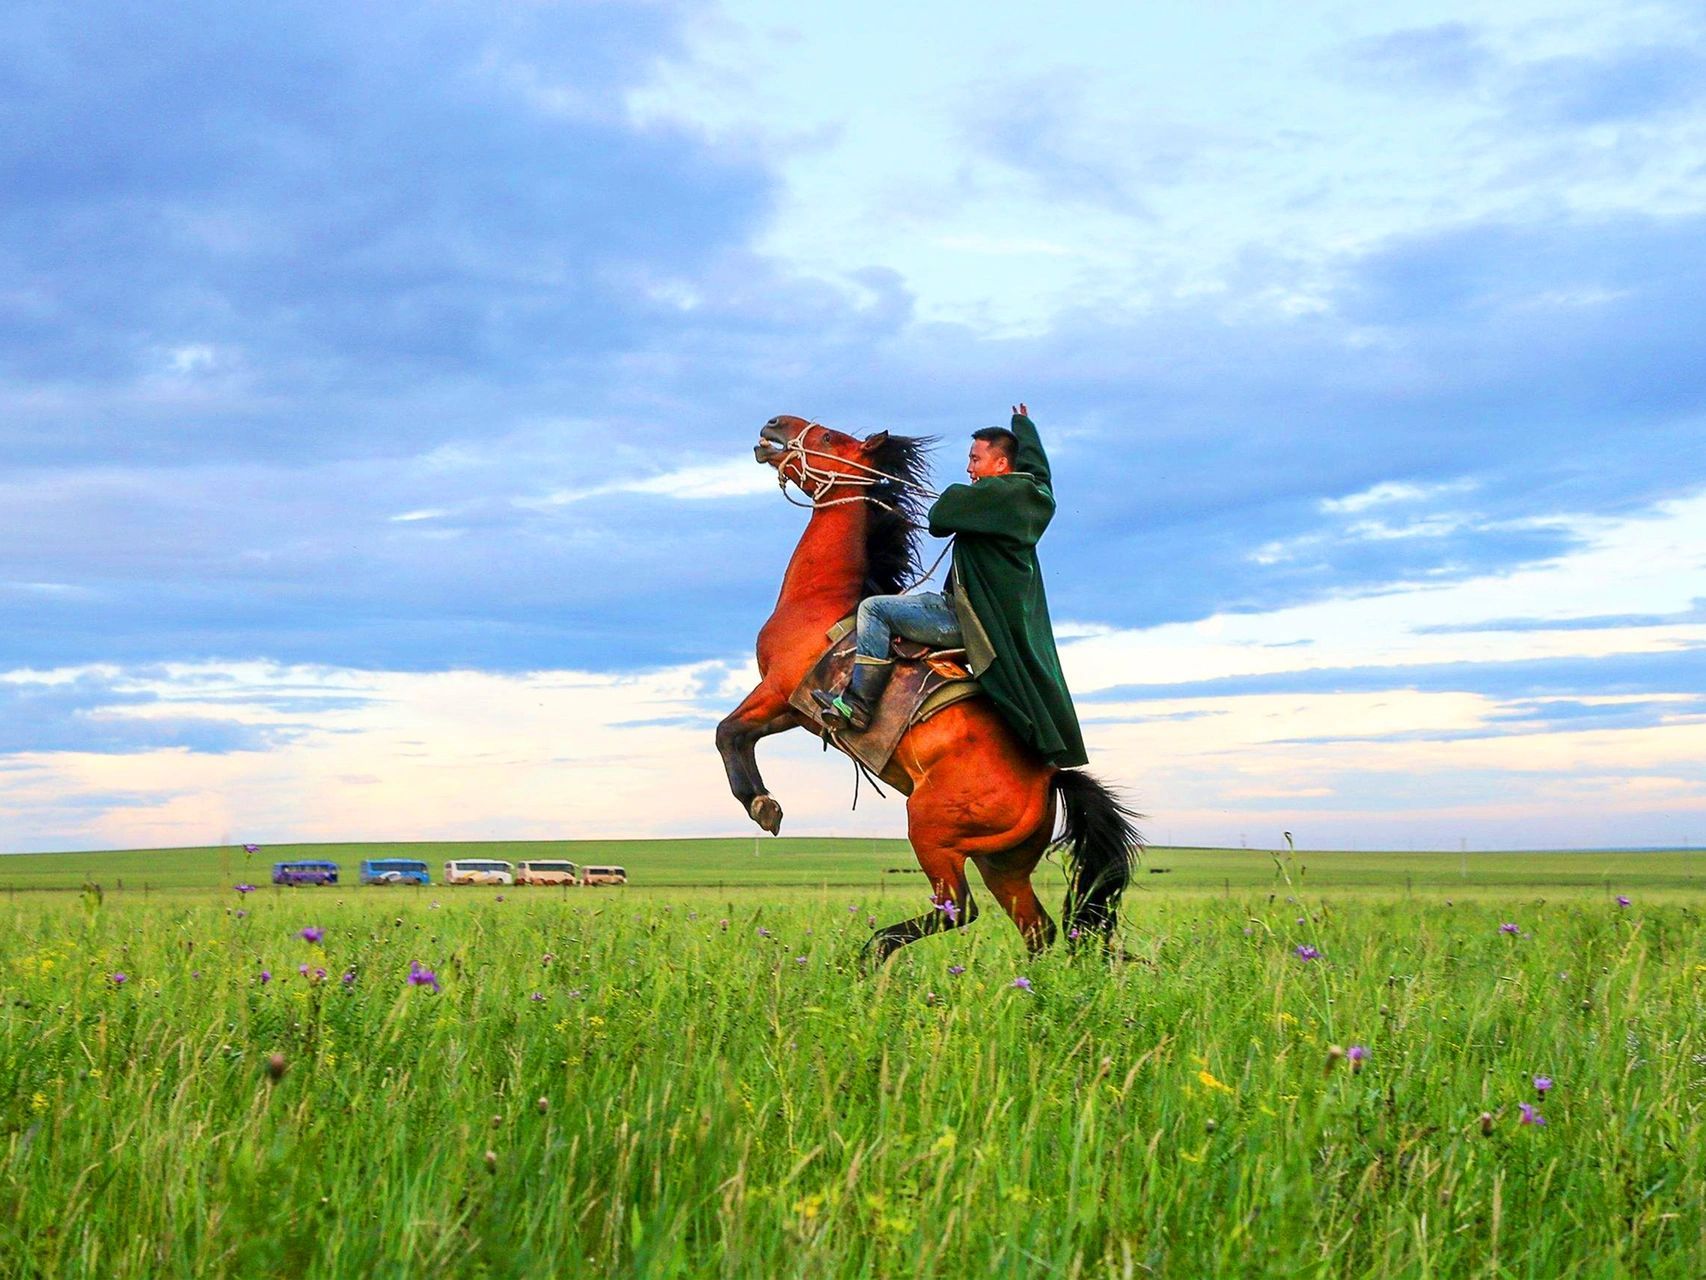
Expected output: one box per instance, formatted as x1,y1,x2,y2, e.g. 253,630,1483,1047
360,857,431,886
272,860,339,886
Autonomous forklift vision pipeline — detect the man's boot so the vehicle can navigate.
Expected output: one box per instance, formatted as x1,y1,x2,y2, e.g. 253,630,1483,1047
813,656,894,733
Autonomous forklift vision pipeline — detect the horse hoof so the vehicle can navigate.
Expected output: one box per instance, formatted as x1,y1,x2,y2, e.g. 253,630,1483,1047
750,794,784,835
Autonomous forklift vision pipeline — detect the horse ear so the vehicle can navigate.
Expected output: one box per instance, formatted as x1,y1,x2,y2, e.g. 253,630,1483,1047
861,430,890,453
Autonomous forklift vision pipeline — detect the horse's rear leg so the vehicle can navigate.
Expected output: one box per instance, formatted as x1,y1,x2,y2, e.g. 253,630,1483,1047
972,844,1058,954
864,843,976,969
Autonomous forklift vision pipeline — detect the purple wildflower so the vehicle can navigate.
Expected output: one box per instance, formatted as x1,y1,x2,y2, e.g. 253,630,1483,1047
795,956,808,966
934,898,959,923
1347,1045,1369,1073
1616,895,1631,908
235,909,248,919
259,969,272,985
847,904,859,913
298,926,324,944
234,883,256,894
313,967,326,982
530,992,545,1002
757,927,772,938
192,970,202,980
1519,1102,1545,1126
341,970,356,987
1533,1075,1552,1096
541,953,555,965
243,843,259,854
1294,944,1321,961
1499,922,1520,936
110,971,128,986
495,895,505,902
1010,976,1033,991
407,960,440,993
1068,927,1081,941
948,964,966,976
718,919,729,931
298,963,311,977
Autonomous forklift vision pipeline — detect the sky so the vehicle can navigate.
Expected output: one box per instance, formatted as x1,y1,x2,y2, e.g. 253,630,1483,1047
4,0,1704,853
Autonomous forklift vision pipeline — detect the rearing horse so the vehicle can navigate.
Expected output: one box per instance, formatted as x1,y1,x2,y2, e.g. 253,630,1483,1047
718,416,1138,961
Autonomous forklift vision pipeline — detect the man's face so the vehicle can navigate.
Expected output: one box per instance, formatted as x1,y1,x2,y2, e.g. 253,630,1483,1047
967,439,1013,482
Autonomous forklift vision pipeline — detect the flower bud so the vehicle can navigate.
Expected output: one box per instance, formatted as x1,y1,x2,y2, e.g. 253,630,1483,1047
1479,1111,1494,1136
484,1150,498,1173
266,1052,287,1081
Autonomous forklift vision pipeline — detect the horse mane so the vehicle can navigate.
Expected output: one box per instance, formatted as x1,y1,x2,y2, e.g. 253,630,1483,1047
860,433,936,598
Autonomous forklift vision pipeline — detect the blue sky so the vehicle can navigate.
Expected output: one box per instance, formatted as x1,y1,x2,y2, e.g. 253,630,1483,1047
4,0,1704,852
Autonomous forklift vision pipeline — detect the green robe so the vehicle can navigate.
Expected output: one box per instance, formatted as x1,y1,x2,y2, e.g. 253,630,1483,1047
927,413,1089,768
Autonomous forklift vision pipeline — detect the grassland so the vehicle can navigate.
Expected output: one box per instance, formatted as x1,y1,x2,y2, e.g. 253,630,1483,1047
1,848,1703,1276
2,837,1703,896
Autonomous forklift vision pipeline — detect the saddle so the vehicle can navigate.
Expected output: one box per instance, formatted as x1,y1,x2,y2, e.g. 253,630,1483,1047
788,616,984,776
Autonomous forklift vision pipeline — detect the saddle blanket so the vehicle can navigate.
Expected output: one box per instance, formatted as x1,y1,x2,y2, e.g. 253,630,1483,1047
787,616,984,776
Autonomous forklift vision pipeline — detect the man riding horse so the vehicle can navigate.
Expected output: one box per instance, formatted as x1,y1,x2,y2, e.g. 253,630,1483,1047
816,403,1089,769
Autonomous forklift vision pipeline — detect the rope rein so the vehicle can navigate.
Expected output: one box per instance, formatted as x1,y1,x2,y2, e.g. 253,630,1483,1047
773,424,953,592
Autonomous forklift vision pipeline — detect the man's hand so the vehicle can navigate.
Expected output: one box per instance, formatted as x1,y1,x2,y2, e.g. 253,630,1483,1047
1012,401,1028,418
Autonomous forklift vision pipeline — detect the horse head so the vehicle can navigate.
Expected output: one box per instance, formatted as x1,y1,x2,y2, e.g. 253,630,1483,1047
755,415,890,496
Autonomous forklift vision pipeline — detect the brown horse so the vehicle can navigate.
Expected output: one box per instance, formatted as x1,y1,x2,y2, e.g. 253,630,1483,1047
716,415,1138,962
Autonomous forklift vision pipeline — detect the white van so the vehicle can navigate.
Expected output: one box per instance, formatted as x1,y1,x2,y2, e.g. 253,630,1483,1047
581,865,628,886
443,858,514,885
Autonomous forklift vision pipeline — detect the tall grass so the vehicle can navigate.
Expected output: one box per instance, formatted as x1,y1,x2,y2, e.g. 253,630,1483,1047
2,888,1702,1276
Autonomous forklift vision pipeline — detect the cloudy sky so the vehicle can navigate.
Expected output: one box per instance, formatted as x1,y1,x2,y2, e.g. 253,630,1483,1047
4,0,1704,853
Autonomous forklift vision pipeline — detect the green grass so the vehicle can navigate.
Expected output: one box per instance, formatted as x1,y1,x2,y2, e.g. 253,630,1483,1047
3,838,1704,896
2,876,1703,1276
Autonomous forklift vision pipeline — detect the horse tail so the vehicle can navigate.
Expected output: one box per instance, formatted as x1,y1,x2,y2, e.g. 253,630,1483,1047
1050,769,1141,943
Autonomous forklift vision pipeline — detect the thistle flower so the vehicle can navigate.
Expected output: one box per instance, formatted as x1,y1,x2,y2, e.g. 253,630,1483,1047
266,1052,286,1080
1533,1075,1552,1097
235,910,248,919
1616,895,1631,908
794,956,808,966
298,963,311,977
1479,1111,1495,1136
757,927,772,938
110,971,128,986
259,969,272,985
1347,1045,1370,1073
1010,976,1033,991
407,961,441,994
530,992,545,1002
341,970,356,987
298,926,323,944
1499,922,1520,936
234,883,256,894
1519,1102,1545,1126
1294,944,1320,962
243,843,260,854
948,964,965,976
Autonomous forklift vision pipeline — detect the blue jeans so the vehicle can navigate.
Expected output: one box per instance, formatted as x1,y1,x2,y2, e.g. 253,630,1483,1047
855,592,963,661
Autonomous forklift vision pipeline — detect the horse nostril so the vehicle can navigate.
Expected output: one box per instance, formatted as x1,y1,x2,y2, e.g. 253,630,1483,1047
765,417,781,428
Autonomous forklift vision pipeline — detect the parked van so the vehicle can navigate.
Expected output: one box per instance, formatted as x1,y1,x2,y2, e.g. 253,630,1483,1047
516,860,579,886
581,865,628,886
360,858,431,885
272,860,339,886
443,859,514,885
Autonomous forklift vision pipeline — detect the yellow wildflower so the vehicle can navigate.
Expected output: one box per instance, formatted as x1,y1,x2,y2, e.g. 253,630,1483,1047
1197,1069,1234,1094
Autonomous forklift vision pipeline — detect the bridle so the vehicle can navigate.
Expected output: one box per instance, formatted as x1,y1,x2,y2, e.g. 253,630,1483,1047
768,421,954,593
770,421,940,515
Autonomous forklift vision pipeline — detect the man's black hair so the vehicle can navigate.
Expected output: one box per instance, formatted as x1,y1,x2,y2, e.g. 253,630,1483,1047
970,426,1018,460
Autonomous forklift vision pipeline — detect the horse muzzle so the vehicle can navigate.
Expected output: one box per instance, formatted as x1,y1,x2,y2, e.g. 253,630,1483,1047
754,419,789,464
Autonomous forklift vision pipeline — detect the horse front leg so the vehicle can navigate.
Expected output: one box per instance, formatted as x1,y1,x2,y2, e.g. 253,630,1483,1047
716,684,803,835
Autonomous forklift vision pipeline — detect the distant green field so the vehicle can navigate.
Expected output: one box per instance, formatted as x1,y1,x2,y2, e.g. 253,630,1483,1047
1,838,1703,897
